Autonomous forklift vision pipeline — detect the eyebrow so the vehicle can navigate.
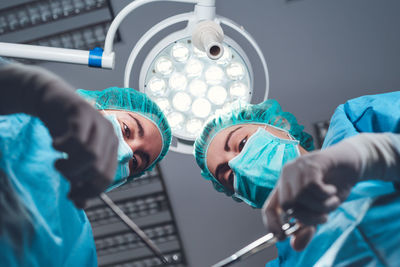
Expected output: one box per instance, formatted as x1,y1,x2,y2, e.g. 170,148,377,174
224,126,242,152
137,150,150,171
128,114,144,138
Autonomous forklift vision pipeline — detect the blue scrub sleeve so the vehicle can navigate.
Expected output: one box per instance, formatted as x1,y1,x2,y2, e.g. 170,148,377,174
323,91,400,148
322,104,359,148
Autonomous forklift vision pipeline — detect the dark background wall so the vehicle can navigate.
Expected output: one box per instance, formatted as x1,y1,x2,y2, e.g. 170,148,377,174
36,0,400,266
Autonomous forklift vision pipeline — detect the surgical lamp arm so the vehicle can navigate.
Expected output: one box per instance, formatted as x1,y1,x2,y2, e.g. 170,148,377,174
0,0,208,69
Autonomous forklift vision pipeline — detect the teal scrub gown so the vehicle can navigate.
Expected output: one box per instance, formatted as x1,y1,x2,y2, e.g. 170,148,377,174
267,91,400,267
0,114,97,266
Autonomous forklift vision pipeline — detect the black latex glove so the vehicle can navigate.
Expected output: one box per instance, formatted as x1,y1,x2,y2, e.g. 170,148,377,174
0,63,118,208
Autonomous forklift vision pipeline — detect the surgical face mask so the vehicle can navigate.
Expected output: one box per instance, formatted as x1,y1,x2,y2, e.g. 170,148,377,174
228,127,300,208
103,113,133,190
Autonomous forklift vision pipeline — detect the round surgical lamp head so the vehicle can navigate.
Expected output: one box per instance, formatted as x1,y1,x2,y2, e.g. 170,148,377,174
122,1,269,154
139,33,253,146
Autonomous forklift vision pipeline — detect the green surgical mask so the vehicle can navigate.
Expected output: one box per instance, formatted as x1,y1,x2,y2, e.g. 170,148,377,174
229,127,300,208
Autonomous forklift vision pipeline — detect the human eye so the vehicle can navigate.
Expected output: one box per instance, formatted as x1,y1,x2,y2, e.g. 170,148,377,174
131,155,138,172
123,123,131,138
238,136,248,152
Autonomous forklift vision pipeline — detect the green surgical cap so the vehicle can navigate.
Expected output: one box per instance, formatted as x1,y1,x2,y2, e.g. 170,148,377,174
77,87,172,177
194,99,314,197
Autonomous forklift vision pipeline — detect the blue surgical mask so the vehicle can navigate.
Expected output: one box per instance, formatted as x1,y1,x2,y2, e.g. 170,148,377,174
228,127,300,208
103,113,133,190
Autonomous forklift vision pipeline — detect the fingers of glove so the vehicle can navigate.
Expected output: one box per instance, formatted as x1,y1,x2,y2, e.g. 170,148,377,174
68,171,108,201
305,182,337,200
291,205,329,225
277,163,301,211
295,188,341,213
68,182,91,209
55,157,92,183
280,163,337,211
52,106,93,156
290,225,316,251
57,121,117,195
262,189,285,240
52,126,93,160
70,196,88,210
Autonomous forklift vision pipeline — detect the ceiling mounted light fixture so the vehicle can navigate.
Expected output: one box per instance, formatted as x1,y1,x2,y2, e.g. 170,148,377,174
0,0,269,154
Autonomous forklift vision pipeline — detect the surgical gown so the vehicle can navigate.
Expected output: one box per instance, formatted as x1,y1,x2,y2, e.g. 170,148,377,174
0,114,97,266
267,91,400,267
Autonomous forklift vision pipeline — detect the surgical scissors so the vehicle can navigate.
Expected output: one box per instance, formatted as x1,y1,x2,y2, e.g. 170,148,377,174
211,216,299,267
99,193,169,265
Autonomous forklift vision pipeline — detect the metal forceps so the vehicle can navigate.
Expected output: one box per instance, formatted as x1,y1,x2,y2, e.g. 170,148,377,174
211,219,300,267
99,193,169,265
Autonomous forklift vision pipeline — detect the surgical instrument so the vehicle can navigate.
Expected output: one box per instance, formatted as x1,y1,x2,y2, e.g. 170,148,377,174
99,193,169,265
211,221,300,267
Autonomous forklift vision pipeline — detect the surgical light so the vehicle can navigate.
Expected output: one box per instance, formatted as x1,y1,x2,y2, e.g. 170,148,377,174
192,98,211,118
171,42,190,62
147,77,166,96
168,72,187,91
229,82,248,100
155,57,174,76
226,62,245,80
0,0,270,154
172,92,192,112
204,65,224,85
167,112,184,130
155,98,171,113
185,59,203,77
142,36,251,141
189,79,207,97
216,45,231,66
208,85,227,105
186,119,203,136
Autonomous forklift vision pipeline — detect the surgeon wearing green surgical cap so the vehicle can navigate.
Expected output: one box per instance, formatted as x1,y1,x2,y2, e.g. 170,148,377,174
0,59,171,266
194,99,314,209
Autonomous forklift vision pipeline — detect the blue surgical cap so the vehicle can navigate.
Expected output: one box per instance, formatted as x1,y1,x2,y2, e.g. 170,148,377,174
194,99,314,197
77,87,172,178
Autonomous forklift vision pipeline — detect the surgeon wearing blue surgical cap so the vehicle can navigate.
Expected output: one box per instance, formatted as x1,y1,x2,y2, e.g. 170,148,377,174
0,59,171,266
194,91,400,266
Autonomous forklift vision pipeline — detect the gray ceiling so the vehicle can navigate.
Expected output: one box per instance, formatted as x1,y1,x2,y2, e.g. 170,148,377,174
34,0,400,266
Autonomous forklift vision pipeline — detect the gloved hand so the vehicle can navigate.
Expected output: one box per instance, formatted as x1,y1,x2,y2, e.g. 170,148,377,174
262,138,363,251
0,63,118,208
